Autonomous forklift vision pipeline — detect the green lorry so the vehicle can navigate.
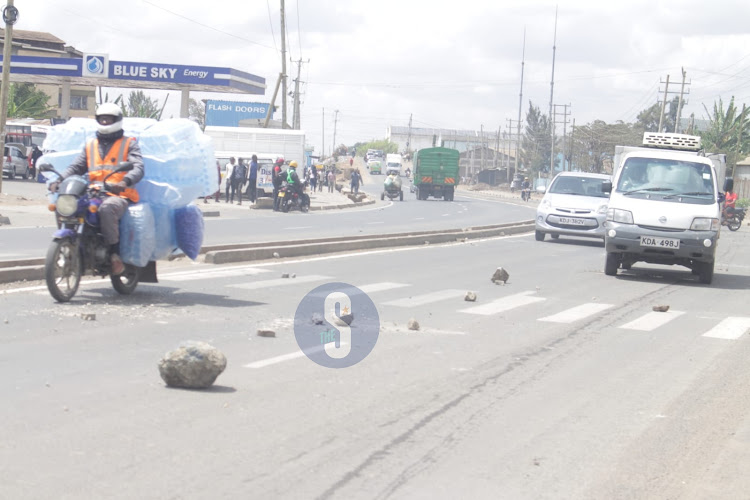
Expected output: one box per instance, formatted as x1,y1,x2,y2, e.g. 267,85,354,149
412,147,460,201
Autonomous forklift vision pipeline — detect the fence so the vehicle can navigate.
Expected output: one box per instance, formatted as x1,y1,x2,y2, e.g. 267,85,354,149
736,178,750,202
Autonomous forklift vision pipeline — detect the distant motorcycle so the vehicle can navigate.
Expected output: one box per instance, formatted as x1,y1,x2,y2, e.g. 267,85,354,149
40,162,156,302
279,181,310,213
722,206,746,232
521,186,532,202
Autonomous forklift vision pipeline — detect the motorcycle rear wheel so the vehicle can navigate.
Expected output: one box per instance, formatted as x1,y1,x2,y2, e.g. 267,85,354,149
111,264,139,295
727,217,741,231
45,238,82,302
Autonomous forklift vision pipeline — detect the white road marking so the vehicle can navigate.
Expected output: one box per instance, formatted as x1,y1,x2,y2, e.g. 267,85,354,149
244,343,348,368
358,282,411,294
618,310,685,331
459,291,546,316
367,221,385,225
229,274,331,291
702,317,750,340
283,226,314,230
383,289,466,307
414,217,425,220
538,303,614,323
161,266,271,282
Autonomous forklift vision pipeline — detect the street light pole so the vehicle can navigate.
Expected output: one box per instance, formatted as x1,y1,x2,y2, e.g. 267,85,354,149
0,0,18,194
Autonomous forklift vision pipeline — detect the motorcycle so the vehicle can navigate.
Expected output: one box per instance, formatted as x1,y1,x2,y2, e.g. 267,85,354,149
722,206,746,232
279,181,310,213
521,186,532,202
381,170,404,201
40,162,157,303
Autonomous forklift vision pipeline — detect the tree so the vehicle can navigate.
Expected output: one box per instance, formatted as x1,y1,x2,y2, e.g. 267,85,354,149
636,96,679,133
189,98,205,129
520,101,553,177
7,83,51,118
569,120,643,173
354,139,398,157
120,90,164,119
699,97,750,172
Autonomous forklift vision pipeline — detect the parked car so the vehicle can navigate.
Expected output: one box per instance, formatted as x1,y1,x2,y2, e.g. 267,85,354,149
535,172,611,241
2,145,30,180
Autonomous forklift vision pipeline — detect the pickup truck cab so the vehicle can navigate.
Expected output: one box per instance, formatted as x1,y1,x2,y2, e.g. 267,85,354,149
603,133,726,284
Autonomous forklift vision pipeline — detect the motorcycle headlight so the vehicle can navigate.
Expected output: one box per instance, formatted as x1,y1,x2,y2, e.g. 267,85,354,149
597,204,608,215
606,208,634,224
56,195,78,217
690,218,719,231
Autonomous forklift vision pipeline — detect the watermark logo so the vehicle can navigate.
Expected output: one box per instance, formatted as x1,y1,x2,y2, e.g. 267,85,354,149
82,54,109,78
294,283,380,368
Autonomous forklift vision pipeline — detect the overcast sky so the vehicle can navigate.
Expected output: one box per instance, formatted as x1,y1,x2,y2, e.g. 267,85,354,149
19,0,750,155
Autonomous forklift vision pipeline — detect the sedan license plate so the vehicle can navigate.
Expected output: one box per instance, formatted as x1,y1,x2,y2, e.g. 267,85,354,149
640,236,680,249
558,217,585,225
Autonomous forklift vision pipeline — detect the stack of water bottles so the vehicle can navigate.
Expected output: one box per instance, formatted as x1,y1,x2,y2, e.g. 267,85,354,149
40,118,217,266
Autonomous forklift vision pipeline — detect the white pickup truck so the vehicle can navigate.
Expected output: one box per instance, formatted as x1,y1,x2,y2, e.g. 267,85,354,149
602,133,727,284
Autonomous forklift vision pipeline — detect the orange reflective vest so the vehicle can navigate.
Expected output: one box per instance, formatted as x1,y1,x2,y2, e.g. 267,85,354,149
86,137,139,202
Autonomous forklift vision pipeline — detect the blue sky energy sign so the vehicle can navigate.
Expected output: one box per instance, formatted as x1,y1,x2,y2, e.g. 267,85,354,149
205,100,274,127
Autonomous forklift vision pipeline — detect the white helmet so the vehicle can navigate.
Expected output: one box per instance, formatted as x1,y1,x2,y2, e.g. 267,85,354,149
95,102,124,134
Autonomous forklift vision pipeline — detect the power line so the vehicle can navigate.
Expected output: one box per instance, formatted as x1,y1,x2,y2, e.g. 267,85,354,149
141,0,276,51
266,0,278,53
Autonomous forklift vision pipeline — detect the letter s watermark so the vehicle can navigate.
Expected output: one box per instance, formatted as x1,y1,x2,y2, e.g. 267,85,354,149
323,292,352,359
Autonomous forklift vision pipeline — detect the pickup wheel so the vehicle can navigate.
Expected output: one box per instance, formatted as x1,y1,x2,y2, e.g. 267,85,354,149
535,230,545,241
381,192,384,201
605,252,619,276
697,261,714,285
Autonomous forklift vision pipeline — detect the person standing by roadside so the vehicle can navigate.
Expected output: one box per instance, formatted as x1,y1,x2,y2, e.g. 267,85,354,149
327,169,335,193
309,165,318,193
349,156,354,168
224,157,236,203
350,168,363,194
30,144,43,181
231,158,248,205
245,154,258,203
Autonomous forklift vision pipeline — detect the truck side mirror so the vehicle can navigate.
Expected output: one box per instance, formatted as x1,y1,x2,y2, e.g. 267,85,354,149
602,180,612,193
718,192,726,203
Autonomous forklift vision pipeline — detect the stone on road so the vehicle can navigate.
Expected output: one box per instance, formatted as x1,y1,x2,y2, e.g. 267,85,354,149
491,267,510,284
158,341,227,389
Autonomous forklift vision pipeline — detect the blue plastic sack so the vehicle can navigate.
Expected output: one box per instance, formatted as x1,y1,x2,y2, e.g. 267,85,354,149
150,205,177,261
174,204,204,260
119,203,156,267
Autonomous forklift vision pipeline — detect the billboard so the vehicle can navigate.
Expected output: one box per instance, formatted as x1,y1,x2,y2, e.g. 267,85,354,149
205,100,274,127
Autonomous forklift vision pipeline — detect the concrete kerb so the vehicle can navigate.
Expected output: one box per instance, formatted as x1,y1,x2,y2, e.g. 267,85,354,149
204,221,534,265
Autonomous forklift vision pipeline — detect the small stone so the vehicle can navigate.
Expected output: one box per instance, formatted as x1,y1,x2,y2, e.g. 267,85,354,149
291,273,296,278
3,319,7,324
339,314,354,326
464,291,477,302
257,329,276,338
273,252,281,258
81,313,96,321
281,273,290,278
491,267,510,284
408,318,420,331
158,341,227,389
312,313,325,325
63,407,69,412
652,305,670,312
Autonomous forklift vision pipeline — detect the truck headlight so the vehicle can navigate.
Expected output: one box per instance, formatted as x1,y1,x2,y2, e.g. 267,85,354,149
606,208,633,224
690,218,719,231
597,204,608,215
56,195,78,217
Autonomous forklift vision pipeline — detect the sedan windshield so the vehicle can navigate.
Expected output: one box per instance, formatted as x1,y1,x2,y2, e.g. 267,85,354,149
617,158,714,198
549,176,609,198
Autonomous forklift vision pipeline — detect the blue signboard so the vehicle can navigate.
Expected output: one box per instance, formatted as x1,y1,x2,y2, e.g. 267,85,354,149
205,100,274,126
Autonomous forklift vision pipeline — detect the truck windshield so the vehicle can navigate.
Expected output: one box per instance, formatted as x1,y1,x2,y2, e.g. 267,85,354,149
617,158,714,199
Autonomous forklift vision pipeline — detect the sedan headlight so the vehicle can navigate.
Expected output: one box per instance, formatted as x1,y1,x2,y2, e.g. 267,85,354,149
690,217,719,231
606,208,634,224
540,199,552,209
56,195,78,217
597,204,608,215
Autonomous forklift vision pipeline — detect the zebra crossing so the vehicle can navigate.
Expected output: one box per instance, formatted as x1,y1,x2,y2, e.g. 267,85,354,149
160,267,750,341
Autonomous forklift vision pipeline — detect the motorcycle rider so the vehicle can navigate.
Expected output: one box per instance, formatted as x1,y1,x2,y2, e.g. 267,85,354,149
284,161,304,204
272,157,285,211
48,103,144,276
521,177,531,200
722,184,738,222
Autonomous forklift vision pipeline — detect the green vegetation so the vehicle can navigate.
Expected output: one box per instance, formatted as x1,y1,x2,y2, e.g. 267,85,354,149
7,83,51,118
354,139,398,157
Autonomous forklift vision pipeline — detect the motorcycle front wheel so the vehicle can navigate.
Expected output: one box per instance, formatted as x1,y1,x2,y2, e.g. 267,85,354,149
111,264,139,295
45,238,82,302
728,217,741,231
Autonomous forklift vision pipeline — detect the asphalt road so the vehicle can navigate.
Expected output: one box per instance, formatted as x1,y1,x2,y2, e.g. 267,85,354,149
1,224,749,499
0,174,536,261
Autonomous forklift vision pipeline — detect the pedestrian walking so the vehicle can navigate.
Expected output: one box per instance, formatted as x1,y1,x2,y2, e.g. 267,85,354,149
272,157,285,211
245,154,258,203
350,168,363,194
349,157,354,168
327,169,335,193
224,157,236,203
309,165,318,193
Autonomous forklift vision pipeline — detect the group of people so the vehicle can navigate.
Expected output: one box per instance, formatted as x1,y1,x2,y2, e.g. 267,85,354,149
206,155,260,205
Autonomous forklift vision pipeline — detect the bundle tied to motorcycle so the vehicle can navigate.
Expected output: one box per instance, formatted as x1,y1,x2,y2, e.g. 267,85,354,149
39,115,217,302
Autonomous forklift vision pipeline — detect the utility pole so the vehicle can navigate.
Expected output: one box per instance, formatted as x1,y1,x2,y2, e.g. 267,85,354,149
516,27,526,186
332,109,339,156
263,73,283,128
674,67,690,133
549,6,558,182
480,125,485,171
0,0,18,194
553,104,571,171
494,127,500,170
291,58,309,130
407,113,412,154
322,107,325,159
570,118,576,172
280,0,288,129
658,74,670,133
